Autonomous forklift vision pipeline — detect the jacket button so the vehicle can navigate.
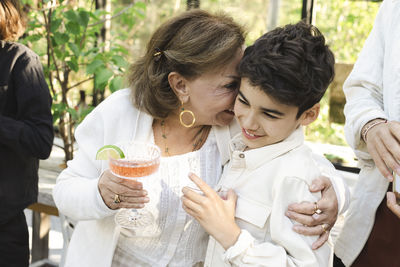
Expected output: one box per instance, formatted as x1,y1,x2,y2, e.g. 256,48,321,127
239,153,245,158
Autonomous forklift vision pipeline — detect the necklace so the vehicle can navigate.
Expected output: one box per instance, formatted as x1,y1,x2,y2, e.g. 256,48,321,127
160,120,211,156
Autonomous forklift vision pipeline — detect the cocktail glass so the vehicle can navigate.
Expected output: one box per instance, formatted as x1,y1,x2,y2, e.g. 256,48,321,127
110,142,161,230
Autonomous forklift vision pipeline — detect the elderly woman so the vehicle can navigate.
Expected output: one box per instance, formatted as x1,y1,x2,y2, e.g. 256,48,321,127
0,0,53,266
53,9,347,267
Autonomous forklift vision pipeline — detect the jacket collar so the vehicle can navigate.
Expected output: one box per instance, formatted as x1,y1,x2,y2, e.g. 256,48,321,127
229,127,305,171
131,108,153,142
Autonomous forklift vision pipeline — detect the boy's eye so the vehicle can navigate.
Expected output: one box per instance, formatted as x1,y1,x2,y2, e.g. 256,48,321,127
238,97,249,105
263,112,279,119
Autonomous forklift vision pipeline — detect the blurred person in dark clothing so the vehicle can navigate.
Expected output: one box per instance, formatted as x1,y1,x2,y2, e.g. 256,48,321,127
0,0,54,266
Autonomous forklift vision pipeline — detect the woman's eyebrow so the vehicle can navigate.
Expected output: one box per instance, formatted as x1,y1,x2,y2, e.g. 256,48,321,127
226,75,240,80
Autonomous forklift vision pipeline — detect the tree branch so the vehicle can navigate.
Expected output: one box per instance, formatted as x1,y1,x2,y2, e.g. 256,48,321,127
67,76,94,91
88,3,135,27
46,8,56,96
42,1,63,87
78,0,96,48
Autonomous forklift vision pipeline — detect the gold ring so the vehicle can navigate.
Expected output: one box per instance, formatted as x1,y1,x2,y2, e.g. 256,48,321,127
321,223,329,233
114,194,121,204
314,202,322,215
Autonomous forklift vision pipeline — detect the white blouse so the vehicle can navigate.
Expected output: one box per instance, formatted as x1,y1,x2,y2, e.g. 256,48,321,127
112,131,222,267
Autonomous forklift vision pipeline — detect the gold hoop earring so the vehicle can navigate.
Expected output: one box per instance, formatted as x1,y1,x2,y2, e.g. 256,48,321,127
179,101,195,128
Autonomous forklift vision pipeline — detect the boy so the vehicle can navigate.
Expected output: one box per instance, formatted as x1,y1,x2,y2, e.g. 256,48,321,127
182,21,335,266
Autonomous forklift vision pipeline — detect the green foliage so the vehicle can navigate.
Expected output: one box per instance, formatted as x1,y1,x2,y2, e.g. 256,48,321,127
110,76,124,93
20,0,381,152
98,0,381,147
21,0,147,127
305,92,347,146
20,0,147,160
279,0,380,63
314,0,380,63
278,0,380,145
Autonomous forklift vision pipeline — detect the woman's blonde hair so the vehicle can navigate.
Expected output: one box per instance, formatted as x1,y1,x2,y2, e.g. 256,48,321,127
0,0,25,41
129,9,245,119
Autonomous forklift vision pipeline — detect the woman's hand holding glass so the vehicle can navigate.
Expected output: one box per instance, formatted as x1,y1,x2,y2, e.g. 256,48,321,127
182,173,241,250
285,176,338,250
98,169,149,210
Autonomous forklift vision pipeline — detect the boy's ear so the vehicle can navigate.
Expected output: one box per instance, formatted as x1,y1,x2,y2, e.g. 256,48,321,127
168,72,189,103
299,103,320,126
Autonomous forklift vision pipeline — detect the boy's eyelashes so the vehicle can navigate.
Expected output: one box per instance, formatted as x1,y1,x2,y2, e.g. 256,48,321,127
238,97,280,119
238,97,248,105
263,112,279,119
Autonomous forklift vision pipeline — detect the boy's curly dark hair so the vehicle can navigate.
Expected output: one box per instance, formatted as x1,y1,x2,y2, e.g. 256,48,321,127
238,21,335,118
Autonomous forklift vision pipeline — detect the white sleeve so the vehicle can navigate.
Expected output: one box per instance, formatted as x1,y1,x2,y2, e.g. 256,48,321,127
312,153,350,215
343,0,391,160
223,177,331,267
53,103,117,221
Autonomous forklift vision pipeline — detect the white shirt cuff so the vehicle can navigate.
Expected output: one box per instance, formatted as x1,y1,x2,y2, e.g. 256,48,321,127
223,229,255,263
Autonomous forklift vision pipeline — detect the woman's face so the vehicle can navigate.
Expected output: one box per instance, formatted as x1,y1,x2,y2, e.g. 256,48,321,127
184,49,243,127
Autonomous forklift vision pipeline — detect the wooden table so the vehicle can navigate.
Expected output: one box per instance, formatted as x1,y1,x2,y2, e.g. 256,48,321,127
28,146,64,264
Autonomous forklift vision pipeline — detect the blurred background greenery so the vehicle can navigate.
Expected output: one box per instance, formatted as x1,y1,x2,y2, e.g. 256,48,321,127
20,0,380,161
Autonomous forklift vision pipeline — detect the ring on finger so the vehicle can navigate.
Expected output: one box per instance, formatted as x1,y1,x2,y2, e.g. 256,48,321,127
314,202,322,215
321,223,329,233
114,194,121,204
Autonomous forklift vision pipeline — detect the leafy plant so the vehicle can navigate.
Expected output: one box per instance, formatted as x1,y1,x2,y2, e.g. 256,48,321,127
278,0,380,145
21,0,146,161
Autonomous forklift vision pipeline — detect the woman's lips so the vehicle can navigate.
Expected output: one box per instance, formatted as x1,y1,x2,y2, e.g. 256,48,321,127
242,128,261,140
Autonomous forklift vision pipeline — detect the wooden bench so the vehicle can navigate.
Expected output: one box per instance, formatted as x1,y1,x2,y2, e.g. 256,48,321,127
28,146,63,265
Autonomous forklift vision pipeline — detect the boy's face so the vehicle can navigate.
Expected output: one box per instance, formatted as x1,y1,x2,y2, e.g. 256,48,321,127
234,78,317,149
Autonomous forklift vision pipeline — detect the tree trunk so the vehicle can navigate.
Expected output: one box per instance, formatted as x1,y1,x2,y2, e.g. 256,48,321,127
93,0,111,106
59,112,74,162
187,0,200,10
59,68,74,162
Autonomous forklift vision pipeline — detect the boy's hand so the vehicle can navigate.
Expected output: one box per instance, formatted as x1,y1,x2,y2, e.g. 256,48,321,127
285,176,338,249
181,173,241,250
387,192,400,219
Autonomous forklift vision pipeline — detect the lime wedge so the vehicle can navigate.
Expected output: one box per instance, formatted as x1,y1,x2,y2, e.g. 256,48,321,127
96,145,125,160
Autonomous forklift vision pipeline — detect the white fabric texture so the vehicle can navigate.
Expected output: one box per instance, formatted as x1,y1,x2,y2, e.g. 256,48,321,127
112,133,221,267
204,128,333,267
53,89,231,267
334,0,400,265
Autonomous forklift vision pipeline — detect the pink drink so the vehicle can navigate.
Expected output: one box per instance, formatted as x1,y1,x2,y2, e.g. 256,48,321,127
111,142,161,231
109,158,160,178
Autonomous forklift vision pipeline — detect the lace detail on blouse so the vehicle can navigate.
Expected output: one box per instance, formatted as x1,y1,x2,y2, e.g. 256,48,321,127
112,131,221,267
